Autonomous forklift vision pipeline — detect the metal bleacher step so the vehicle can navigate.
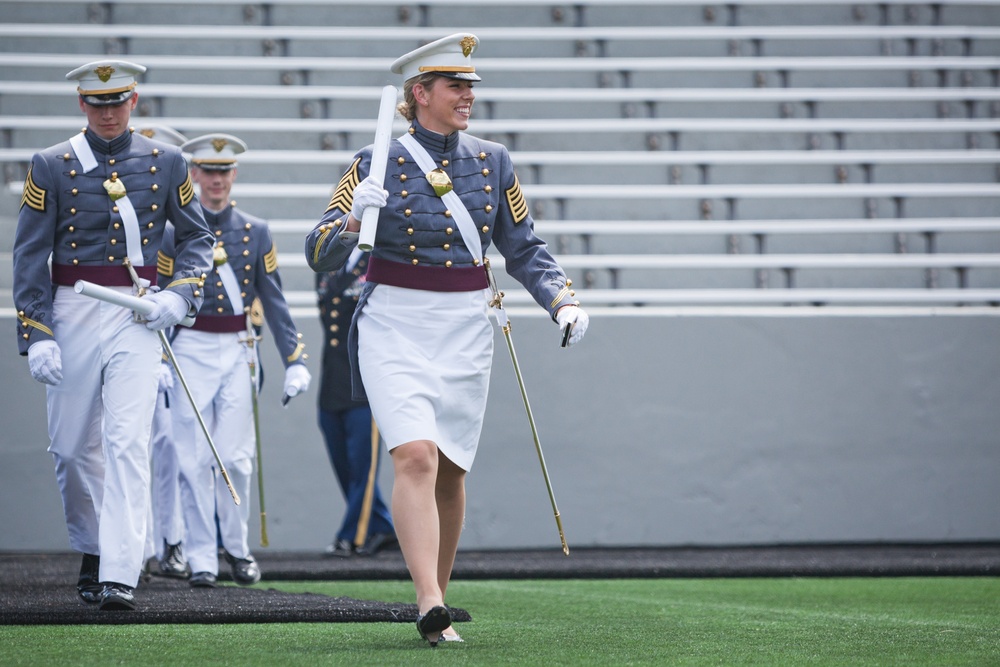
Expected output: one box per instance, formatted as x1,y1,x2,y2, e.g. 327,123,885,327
3,116,999,153
1,23,999,58
2,53,998,89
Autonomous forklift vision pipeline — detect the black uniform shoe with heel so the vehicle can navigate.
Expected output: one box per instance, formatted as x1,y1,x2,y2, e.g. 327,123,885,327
223,550,262,585
416,605,452,647
357,532,398,557
189,571,217,588
323,538,355,558
76,553,103,604
158,540,192,579
98,582,136,611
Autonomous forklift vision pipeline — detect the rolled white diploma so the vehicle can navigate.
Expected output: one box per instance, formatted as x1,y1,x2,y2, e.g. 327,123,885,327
73,280,196,328
358,84,398,252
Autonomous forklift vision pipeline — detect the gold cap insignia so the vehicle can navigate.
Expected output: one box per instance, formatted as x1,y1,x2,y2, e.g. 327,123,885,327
138,128,156,138
94,66,116,83
460,36,476,57
212,138,228,153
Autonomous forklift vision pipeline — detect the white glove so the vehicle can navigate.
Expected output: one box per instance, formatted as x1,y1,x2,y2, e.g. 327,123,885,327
157,361,174,393
28,340,63,385
143,290,189,331
350,176,388,221
283,363,312,401
555,305,589,348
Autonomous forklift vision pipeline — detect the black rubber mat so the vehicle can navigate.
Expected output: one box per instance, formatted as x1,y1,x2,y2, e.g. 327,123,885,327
2,543,997,625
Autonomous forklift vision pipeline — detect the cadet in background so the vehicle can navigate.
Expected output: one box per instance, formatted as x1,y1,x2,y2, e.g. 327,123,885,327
316,249,395,559
161,133,311,588
135,124,193,582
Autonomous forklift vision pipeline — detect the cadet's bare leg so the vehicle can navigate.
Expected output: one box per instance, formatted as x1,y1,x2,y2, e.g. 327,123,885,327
435,453,466,638
391,439,447,641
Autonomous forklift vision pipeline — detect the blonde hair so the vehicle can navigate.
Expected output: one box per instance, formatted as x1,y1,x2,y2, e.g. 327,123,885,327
396,73,441,121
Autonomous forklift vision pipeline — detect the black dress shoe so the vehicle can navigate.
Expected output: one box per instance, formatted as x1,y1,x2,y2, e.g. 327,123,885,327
98,582,136,611
189,571,217,588
323,539,355,558
223,550,261,586
158,540,192,579
357,532,398,556
416,605,452,647
76,553,102,604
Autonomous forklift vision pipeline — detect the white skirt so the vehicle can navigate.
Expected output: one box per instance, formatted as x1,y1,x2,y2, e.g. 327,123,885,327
357,284,493,471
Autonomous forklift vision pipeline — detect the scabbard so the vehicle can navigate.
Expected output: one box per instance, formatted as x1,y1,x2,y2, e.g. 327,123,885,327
250,361,269,547
500,319,570,556
484,258,568,555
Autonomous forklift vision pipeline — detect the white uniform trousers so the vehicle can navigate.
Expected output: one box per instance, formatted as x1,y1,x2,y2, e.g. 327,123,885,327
168,329,255,575
145,389,185,560
46,286,160,588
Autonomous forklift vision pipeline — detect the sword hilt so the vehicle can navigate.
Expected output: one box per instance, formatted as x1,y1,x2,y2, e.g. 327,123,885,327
123,257,147,297
484,257,505,309
560,324,573,348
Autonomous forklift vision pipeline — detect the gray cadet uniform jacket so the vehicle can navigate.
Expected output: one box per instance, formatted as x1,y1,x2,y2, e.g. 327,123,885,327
160,204,306,368
304,119,578,399
14,128,214,355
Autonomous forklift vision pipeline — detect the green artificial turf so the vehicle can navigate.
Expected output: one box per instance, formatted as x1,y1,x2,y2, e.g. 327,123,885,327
2,578,998,666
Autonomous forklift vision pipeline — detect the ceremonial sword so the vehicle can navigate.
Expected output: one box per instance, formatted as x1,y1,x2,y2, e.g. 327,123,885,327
484,258,569,556
243,317,269,546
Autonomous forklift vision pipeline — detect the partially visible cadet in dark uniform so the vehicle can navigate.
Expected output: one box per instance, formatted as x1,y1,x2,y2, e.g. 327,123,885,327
161,133,311,588
136,124,192,581
13,60,214,611
316,249,395,558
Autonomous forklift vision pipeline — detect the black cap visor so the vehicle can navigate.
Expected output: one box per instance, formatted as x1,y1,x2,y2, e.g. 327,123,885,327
432,70,481,82
192,162,237,172
80,89,134,107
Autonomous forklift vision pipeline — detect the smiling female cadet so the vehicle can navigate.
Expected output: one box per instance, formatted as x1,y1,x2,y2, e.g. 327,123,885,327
305,34,588,645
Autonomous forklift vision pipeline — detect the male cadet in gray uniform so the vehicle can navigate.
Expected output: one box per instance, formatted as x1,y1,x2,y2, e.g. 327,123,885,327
136,124,192,581
13,60,214,611
161,133,311,588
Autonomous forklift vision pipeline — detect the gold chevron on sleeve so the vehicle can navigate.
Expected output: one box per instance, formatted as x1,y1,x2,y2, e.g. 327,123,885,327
20,165,46,212
505,173,528,224
263,245,279,273
325,157,361,213
17,311,53,337
178,172,194,207
157,250,175,276
549,286,571,310
287,342,305,363
166,277,201,289
311,226,333,267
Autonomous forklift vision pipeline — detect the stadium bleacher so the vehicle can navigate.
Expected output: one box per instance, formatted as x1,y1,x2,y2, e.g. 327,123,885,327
0,0,998,312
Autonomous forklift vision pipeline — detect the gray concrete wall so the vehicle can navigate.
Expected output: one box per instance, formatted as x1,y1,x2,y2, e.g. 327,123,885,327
2,312,998,552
